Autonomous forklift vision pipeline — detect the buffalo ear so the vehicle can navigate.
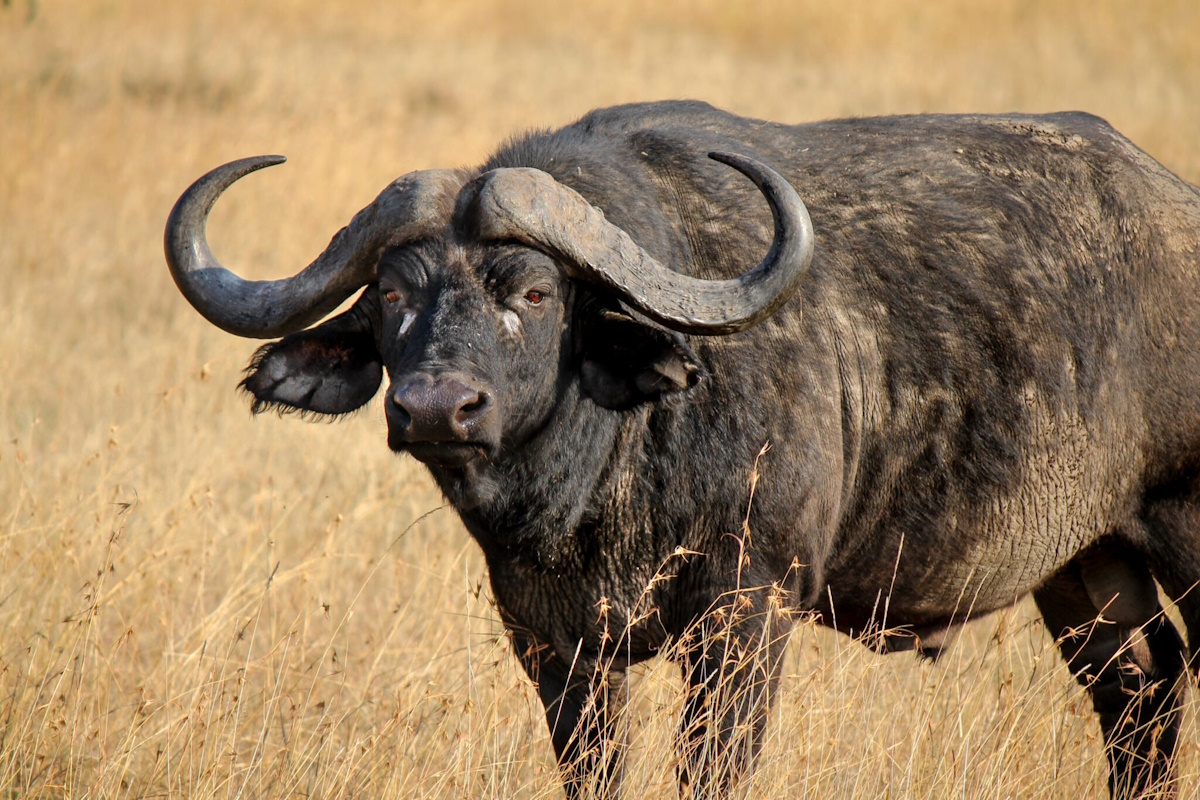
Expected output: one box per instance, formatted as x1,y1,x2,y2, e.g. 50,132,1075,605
579,308,704,410
240,306,382,416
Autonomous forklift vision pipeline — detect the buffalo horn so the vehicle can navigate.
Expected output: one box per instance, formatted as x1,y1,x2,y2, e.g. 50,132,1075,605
165,156,462,338
471,151,814,335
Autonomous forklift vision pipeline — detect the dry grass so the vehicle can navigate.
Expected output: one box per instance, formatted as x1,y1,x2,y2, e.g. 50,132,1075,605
2,0,1200,796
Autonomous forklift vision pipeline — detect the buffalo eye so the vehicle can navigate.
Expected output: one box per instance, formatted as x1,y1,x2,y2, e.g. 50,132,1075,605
383,289,402,305
524,289,545,306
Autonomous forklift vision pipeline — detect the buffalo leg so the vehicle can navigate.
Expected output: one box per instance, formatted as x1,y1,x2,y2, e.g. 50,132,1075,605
1034,546,1185,799
1143,492,1200,673
674,602,792,797
510,631,628,798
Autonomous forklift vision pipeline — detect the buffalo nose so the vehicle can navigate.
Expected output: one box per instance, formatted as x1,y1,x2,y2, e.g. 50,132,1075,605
389,374,494,441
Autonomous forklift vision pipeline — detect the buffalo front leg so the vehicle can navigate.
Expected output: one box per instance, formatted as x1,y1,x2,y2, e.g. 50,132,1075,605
510,630,629,798
674,600,793,798
1034,545,1186,799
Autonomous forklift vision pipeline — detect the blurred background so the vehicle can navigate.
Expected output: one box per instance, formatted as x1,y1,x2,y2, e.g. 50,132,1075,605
2,1,1198,797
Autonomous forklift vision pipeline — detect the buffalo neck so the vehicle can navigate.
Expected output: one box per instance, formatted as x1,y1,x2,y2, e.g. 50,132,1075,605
425,380,654,570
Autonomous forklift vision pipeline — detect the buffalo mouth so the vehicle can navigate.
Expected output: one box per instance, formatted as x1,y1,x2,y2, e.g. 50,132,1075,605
393,440,491,468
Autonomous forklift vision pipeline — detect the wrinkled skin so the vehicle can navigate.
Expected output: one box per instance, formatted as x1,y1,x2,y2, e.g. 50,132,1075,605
200,102,1200,798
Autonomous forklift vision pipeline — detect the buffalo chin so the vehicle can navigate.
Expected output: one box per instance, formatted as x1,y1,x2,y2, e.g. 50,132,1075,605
396,440,489,468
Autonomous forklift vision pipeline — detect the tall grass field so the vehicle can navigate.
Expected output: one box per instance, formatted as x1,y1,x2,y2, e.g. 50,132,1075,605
2,1,1199,796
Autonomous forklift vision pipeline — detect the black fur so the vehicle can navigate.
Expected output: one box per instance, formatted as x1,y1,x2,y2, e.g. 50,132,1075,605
232,102,1200,798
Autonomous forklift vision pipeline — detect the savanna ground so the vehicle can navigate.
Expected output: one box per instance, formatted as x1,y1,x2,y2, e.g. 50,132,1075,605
2,1,1200,797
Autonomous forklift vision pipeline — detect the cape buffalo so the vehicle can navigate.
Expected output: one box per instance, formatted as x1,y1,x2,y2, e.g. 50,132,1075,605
165,101,1200,798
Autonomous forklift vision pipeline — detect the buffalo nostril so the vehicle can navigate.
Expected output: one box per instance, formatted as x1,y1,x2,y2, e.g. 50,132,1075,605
456,392,492,423
391,390,413,427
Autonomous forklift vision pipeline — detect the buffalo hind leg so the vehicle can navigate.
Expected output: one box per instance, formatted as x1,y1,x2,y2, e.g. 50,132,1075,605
1034,544,1185,798
675,599,793,798
510,630,628,799
1143,491,1200,677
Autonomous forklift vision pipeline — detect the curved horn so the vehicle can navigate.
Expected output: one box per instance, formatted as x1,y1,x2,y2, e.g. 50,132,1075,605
471,151,814,335
165,156,463,339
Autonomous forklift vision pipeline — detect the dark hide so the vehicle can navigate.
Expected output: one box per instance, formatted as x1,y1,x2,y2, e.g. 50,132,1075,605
234,102,1200,798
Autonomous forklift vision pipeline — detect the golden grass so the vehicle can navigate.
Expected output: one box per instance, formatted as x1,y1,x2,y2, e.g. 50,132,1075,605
2,0,1199,796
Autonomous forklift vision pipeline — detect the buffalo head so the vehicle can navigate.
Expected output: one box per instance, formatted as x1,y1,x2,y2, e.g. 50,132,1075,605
164,152,814,473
